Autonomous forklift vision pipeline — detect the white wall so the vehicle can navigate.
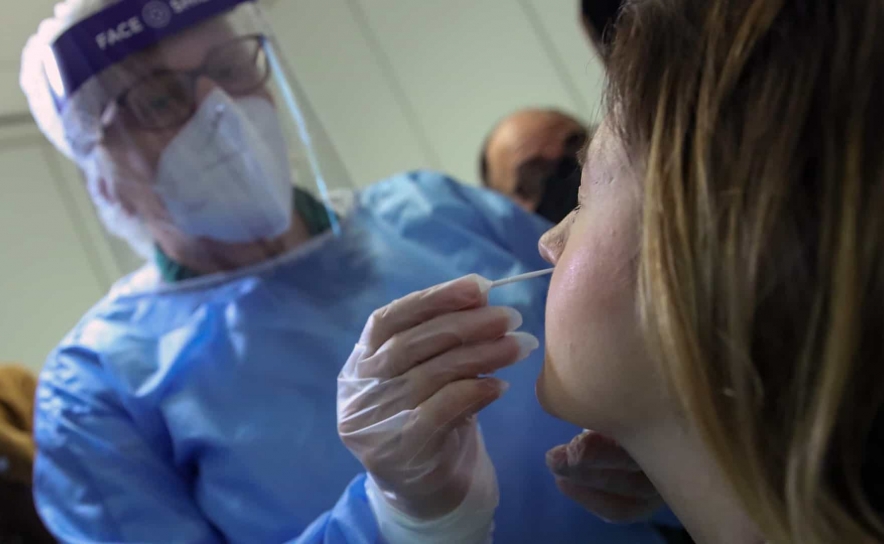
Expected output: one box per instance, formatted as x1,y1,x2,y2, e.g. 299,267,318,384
0,0,605,373
273,0,605,187
0,125,123,373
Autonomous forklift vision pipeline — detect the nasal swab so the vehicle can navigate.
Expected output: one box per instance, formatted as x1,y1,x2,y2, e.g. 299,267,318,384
490,268,555,288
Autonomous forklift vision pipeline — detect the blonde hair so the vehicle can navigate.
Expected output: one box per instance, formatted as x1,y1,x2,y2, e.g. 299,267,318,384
608,0,884,541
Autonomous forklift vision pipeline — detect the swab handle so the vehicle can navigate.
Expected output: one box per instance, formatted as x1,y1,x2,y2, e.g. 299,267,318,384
490,268,555,288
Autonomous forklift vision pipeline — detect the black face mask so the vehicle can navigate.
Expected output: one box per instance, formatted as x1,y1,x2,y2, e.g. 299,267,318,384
515,156,582,224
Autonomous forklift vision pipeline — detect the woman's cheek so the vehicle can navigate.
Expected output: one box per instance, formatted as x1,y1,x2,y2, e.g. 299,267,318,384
538,236,597,424
539,213,650,433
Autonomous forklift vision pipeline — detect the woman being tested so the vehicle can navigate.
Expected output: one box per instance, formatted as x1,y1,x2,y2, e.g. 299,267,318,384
339,0,884,541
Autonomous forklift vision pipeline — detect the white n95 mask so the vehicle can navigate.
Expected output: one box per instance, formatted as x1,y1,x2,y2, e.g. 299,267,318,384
154,89,294,243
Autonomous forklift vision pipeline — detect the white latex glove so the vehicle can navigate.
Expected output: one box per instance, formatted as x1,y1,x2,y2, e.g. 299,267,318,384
338,274,539,527
546,430,664,523
365,428,499,544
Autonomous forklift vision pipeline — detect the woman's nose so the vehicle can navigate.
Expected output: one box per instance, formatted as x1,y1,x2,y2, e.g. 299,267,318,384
539,221,567,265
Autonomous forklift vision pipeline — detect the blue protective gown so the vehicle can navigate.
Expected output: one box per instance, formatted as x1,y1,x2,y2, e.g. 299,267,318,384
34,172,664,544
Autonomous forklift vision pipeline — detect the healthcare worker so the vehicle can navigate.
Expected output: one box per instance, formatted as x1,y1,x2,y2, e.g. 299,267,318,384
21,0,666,542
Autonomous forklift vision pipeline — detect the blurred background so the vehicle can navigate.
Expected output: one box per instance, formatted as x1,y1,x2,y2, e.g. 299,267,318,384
0,0,605,372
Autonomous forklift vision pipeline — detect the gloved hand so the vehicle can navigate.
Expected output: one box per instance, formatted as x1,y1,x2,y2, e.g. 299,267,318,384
338,274,539,521
546,430,663,523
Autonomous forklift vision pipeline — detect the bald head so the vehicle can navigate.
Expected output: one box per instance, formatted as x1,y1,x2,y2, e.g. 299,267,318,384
480,109,589,221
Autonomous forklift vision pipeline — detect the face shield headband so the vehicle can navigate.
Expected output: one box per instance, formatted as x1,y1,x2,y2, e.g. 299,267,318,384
48,0,256,108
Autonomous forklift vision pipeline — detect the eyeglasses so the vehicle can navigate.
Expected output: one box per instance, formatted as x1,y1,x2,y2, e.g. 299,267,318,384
114,35,271,131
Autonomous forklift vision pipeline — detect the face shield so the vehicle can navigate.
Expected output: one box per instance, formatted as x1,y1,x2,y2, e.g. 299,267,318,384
41,0,346,266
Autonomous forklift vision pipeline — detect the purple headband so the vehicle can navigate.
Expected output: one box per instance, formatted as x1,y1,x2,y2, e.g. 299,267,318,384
50,0,255,103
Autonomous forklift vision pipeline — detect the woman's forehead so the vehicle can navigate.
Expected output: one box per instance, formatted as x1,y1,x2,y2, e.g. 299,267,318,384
585,117,634,187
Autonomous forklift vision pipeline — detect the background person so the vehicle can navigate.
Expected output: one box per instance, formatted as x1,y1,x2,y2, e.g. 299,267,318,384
479,108,592,224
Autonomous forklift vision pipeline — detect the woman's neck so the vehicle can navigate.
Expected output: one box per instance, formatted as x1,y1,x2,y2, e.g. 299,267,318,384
621,416,764,544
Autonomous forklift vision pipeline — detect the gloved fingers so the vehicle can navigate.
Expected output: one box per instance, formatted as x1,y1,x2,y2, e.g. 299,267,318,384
358,275,490,356
554,477,665,524
405,377,507,461
546,430,643,471
341,333,530,428
402,332,538,409
356,305,522,380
